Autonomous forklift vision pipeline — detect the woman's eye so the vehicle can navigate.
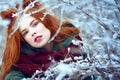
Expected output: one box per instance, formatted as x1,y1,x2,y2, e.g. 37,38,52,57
23,31,28,36
33,21,39,27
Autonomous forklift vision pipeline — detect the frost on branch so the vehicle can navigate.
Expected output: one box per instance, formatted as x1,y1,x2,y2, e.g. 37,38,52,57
0,0,120,80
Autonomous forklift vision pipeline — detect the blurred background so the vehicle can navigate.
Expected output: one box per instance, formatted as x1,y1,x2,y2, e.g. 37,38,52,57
0,0,120,79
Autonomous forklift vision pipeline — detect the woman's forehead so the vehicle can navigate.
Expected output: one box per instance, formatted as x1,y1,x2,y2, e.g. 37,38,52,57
21,16,35,25
19,16,35,29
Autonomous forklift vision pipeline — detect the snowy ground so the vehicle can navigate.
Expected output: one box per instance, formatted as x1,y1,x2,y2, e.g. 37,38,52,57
0,0,120,80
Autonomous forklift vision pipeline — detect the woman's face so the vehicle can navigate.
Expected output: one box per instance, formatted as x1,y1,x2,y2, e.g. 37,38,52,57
19,16,51,48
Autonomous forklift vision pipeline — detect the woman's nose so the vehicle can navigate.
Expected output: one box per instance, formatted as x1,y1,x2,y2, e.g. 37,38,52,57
32,32,37,37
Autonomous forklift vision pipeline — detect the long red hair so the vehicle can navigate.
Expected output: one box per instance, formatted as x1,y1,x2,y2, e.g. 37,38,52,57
0,8,21,80
0,0,79,79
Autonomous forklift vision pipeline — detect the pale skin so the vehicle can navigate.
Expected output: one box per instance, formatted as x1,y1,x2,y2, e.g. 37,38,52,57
19,16,52,50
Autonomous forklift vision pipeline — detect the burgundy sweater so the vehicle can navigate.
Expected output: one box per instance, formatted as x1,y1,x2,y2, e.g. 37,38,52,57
14,35,83,77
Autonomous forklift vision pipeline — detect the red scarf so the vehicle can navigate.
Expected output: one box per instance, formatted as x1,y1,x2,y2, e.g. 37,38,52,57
15,35,82,77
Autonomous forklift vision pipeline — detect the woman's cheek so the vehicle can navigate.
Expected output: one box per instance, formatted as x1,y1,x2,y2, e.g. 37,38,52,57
25,37,32,44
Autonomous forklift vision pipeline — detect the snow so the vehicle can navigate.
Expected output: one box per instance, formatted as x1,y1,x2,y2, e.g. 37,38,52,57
0,0,120,80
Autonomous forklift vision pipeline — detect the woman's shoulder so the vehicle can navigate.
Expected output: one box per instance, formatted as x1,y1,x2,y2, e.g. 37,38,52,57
62,34,83,48
53,33,82,52
5,66,25,80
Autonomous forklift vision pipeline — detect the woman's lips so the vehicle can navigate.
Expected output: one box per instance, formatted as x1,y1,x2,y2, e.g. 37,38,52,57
34,36,42,42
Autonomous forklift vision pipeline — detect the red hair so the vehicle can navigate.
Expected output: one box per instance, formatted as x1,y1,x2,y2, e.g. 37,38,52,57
31,10,79,42
0,8,21,80
0,0,79,79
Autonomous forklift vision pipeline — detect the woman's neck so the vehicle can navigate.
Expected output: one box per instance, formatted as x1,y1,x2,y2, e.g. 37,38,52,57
43,42,54,52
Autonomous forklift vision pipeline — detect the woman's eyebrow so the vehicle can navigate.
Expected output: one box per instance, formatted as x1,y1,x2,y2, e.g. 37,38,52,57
30,19,36,26
20,19,36,34
21,29,27,34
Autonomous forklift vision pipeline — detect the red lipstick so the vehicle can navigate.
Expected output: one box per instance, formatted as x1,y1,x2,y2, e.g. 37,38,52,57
34,36,42,42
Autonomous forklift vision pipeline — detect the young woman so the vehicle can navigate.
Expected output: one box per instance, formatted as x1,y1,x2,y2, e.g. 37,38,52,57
0,0,84,80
